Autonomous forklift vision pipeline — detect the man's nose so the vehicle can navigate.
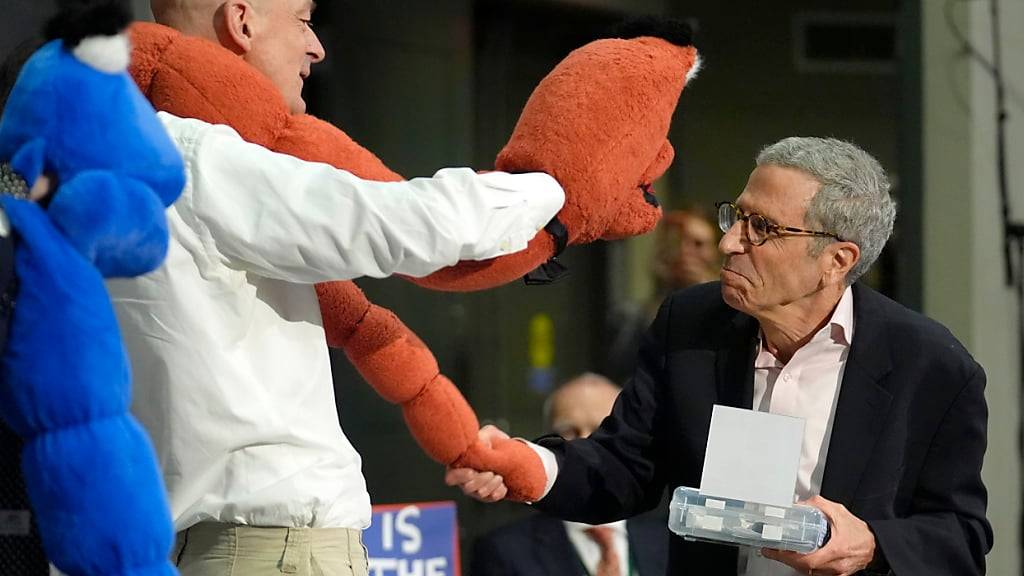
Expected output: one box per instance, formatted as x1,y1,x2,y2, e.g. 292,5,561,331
719,221,746,255
308,31,326,64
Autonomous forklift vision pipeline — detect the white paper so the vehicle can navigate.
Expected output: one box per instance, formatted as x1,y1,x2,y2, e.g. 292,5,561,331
699,405,804,508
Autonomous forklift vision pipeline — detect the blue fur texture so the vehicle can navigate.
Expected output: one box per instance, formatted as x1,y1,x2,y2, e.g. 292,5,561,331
0,37,184,576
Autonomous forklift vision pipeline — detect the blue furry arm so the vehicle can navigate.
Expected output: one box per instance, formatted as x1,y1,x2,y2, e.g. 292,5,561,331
0,197,176,575
47,171,171,278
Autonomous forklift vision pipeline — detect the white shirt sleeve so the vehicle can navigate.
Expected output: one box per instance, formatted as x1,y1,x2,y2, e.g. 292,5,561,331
523,439,560,500
160,112,565,283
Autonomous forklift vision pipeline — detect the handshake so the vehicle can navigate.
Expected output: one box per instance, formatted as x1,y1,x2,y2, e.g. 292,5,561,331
446,373,615,504
444,425,548,504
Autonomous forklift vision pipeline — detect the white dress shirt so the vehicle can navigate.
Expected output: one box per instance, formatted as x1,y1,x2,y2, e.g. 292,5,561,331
111,112,564,531
564,520,631,576
530,288,854,576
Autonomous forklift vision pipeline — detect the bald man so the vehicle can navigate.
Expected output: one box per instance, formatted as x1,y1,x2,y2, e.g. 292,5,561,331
150,0,320,114
112,2,565,575
544,373,622,442
470,374,669,576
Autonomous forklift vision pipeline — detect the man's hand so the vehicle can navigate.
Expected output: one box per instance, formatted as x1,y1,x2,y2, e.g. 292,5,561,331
762,495,877,576
444,425,511,503
29,174,54,203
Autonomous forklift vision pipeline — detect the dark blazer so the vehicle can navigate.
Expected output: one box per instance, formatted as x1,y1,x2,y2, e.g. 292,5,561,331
535,282,992,575
470,512,668,576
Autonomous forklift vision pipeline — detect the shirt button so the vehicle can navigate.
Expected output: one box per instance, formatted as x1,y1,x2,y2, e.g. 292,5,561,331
783,373,792,382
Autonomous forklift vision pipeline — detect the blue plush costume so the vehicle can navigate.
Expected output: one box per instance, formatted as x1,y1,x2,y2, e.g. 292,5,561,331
0,2,185,573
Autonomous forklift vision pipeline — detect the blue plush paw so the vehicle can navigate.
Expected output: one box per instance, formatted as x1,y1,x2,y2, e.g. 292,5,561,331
46,171,170,278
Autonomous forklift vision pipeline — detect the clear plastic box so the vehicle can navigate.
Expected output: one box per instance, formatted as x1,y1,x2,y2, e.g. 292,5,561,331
667,486,829,553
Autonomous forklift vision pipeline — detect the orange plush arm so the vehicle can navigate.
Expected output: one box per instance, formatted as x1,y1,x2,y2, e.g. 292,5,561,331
321,281,545,501
130,23,550,498
130,22,557,292
129,24,550,496
130,23,403,183
127,21,700,502
130,22,701,294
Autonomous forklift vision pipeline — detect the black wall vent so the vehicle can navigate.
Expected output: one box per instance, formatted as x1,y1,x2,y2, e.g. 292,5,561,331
794,13,898,74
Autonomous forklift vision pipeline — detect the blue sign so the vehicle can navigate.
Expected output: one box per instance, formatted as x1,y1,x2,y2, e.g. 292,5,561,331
364,501,460,576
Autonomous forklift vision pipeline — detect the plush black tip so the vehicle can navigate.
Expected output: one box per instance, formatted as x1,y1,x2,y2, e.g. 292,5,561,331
641,184,660,208
611,17,693,48
44,0,132,48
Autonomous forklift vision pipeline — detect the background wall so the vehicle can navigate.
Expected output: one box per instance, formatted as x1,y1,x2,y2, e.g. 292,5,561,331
923,1,1023,574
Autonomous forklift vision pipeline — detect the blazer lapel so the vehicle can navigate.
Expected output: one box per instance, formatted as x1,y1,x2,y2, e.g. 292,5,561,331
626,517,668,576
820,284,894,505
715,312,759,410
532,516,588,576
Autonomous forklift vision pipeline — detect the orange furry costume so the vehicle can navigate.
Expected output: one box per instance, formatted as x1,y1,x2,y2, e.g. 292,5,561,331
128,20,699,502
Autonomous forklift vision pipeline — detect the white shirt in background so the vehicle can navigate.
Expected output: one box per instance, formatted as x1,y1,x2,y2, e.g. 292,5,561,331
564,520,631,576
111,112,565,531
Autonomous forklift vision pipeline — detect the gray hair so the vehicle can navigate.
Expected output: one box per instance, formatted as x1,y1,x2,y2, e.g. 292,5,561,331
756,137,897,285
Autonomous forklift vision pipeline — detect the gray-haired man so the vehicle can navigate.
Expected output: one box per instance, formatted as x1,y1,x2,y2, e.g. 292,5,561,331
449,137,993,576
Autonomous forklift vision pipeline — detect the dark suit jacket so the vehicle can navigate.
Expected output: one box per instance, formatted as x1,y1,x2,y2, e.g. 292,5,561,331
535,282,992,575
470,512,668,576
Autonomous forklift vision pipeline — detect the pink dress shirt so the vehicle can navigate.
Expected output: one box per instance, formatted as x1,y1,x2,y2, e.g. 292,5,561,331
740,287,854,576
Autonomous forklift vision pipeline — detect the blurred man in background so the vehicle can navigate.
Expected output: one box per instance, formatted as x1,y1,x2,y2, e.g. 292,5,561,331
654,208,720,291
605,208,720,382
471,373,668,576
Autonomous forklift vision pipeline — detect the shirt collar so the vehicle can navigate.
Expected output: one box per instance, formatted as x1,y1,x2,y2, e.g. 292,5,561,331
564,520,627,535
829,285,855,346
754,286,855,367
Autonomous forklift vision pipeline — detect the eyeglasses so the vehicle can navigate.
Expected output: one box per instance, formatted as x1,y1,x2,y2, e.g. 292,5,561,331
715,201,843,246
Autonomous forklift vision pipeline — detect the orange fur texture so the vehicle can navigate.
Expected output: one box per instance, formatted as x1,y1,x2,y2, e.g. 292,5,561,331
128,22,697,501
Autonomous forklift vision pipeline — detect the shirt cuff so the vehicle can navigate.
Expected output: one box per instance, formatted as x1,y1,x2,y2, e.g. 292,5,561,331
460,171,565,261
519,438,559,501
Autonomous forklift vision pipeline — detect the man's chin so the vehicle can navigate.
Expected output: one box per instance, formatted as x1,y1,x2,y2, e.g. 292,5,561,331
288,87,307,114
720,284,749,313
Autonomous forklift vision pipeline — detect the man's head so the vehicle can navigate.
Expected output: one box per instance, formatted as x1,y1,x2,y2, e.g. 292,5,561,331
544,373,621,440
656,209,719,290
718,137,896,316
150,0,324,113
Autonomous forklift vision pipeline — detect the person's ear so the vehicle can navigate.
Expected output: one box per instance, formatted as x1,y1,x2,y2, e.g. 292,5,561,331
216,1,258,55
823,241,860,286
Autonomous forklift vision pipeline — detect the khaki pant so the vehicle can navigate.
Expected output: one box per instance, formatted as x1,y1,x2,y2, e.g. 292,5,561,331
172,523,369,576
